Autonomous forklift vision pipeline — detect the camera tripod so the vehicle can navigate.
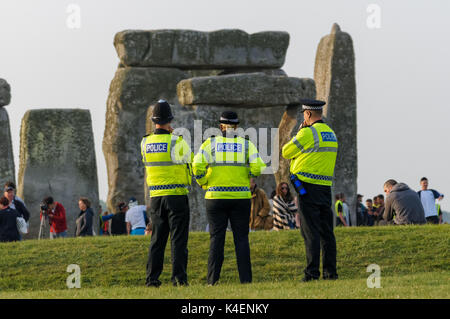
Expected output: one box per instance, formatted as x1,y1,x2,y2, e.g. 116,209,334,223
38,212,49,240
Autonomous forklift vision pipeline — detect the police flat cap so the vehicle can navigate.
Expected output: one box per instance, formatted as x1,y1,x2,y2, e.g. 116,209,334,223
219,111,239,125
299,99,326,112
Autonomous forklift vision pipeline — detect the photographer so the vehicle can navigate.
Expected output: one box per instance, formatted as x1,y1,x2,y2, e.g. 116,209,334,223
40,196,67,239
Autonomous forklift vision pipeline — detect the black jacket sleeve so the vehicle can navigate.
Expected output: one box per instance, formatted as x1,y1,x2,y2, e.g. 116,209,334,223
14,200,30,222
80,208,93,236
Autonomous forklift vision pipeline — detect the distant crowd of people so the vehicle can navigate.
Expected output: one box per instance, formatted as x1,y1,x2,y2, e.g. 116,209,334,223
0,181,151,242
337,177,445,227
0,176,445,243
99,197,150,237
247,176,445,233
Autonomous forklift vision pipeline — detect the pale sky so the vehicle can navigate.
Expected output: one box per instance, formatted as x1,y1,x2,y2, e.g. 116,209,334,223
1,0,449,204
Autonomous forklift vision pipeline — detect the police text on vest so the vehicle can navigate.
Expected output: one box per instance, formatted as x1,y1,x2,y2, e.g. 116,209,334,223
216,143,242,152
146,143,168,153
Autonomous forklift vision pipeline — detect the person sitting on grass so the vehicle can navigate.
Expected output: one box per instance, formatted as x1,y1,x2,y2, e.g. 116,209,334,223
272,182,298,230
382,179,426,225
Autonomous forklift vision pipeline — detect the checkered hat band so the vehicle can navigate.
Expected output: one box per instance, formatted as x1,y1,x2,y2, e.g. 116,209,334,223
302,106,323,110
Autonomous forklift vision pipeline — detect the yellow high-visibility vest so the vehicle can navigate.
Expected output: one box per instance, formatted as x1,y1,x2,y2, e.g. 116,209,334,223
141,133,193,197
193,135,266,199
436,203,441,216
282,121,338,186
335,200,345,217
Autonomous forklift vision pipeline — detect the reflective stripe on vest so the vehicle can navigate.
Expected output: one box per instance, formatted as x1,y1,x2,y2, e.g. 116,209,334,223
148,184,188,191
207,186,250,192
297,171,333,181
292,126,338,154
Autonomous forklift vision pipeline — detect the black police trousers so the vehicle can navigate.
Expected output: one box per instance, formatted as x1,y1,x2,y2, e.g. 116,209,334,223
297,182,337,279
206,199,252,285
146,195,190,285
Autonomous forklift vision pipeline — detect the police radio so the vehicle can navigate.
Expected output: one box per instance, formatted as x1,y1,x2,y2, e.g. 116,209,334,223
290,174,307,196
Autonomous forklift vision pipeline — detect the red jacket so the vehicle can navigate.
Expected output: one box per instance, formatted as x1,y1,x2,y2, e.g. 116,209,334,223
49,202,67,233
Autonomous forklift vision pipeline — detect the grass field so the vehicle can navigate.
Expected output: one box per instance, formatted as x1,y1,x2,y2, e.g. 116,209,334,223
0,224,449,299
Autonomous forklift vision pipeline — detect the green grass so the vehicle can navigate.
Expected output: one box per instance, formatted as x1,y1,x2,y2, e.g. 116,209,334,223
0,224,449,299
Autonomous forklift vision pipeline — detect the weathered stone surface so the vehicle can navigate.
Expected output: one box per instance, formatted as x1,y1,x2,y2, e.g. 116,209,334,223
114,29,289,68
0,78,15,185
314,23,357,225
0,78,11,107
177,73,315,107
103,67,190,215
0,108,15,185
17,109,99,238
219,69,287,76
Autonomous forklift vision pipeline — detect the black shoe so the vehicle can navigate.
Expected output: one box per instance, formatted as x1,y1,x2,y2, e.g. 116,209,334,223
173,281,189,287
301,276,319,282
146,280,162,287
323,274,338,280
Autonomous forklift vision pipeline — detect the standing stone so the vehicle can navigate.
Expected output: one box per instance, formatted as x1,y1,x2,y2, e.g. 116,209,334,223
103,67,190,215
314,23,357,225
0,78,15,185
17,109,99,238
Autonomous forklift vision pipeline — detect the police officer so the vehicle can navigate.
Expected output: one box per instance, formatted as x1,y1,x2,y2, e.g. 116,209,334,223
141,99,193,287
282,99,339,282
193,111,266,285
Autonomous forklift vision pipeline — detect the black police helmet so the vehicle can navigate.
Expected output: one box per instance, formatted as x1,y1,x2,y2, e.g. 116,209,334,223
152,99,174,124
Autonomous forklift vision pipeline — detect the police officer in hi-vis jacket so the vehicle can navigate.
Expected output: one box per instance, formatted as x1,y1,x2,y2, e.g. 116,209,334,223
141,99,193,287
282,99,339,282
193,111,266,285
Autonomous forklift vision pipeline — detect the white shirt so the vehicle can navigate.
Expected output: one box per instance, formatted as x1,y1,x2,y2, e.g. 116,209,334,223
125,205,147,230
419,190,438,218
